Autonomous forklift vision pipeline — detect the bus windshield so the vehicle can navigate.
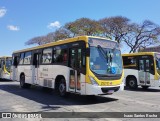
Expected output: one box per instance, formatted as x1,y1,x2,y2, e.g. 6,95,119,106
155,53,160,75
5,58,12,73
89,38,123,76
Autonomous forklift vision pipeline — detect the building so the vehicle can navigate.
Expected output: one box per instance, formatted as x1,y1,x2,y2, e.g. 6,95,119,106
138,46,160,52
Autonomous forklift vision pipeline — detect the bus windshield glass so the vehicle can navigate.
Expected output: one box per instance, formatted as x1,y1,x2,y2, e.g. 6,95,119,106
155,53,160,75
89,38,123,75
6,58,12,73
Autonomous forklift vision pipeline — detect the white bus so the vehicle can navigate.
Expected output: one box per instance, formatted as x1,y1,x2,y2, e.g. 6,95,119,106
122,52,160,89
0,56,12,80
11,36,124,96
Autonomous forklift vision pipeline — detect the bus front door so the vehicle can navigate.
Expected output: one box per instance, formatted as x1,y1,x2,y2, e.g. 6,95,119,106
138,56,151,86
32,53,40,84
69,48,84,93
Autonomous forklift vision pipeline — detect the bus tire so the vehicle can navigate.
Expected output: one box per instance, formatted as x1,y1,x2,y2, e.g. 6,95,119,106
20,74,31,88
141,86,149,90
128,77,137,89
58,78,67,97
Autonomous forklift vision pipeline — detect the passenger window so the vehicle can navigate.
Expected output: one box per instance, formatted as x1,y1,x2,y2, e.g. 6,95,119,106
42,48,52,64
70,49,76,68
19,53,24,64
123,56,136,66
54,49,68,64
24,52,32,64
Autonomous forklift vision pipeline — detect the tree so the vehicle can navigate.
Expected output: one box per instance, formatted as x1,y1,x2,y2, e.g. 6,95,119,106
99,16,130,43
123,20,160,53
53,28,71,41
25,33,56,45
64,18,103,36
25,35,47,45
25,28,71,45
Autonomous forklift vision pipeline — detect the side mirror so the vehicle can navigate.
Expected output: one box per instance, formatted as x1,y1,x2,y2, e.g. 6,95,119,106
86,48,90,56
0,64,1,68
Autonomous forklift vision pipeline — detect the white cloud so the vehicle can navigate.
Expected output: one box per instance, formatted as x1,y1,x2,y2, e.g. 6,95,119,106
0,7,7,18
7,25,20,31
47,21,61,29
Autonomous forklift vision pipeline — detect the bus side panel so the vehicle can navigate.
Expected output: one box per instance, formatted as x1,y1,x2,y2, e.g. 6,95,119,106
12,66,31,83
38,65,70,90
11,66,18,81
17,65,25,82
124,67,155,87
124,69,139,85
79,73,86,95
37,65,86,94
151,79,160,87
24,65,32,84
150,74,157,86
10,66,14,80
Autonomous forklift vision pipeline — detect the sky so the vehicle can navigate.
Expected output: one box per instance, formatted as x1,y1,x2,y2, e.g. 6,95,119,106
0,0,160,56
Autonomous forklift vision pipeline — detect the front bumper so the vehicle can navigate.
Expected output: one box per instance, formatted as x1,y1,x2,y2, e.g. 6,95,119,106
85,83,124,95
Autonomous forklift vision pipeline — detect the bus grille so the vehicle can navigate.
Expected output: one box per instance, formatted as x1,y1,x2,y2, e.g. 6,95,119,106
48,80,52,88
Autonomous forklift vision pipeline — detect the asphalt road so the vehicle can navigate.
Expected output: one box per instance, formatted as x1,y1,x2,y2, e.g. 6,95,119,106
0,79,160,121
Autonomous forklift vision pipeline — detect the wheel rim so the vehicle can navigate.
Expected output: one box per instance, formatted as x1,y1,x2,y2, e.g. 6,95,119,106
129,80,135,87
59,81,66,95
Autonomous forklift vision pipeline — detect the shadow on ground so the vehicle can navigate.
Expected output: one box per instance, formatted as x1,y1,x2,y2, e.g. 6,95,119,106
124,86,160,92
0,82,118,111
0,78,13,82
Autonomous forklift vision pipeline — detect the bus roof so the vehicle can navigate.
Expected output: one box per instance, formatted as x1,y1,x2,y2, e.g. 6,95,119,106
13,36,113,54
122,52,158,56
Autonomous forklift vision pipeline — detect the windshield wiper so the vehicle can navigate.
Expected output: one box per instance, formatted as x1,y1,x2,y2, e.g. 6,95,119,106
97,45,113,66
97,45,108,63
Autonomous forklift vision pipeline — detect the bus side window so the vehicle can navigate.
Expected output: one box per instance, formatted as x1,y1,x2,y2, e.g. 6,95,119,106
123,56,136,66
13,56,19,67
54,49,68,64
42,48,52,64
150,57,154,73
54,49,62,63
69,49,76,68
79,48,86,74
24,52,32,64
78,48,84,68
63,49,68,63
19,53,24,64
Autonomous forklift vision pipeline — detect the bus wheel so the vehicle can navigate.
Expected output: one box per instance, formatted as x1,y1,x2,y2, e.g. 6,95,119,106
58,78,67,97
128,77,137,89
20,75,30,88
141,86,149,90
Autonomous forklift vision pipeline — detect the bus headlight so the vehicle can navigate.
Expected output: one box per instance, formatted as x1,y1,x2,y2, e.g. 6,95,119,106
89,76,99,86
